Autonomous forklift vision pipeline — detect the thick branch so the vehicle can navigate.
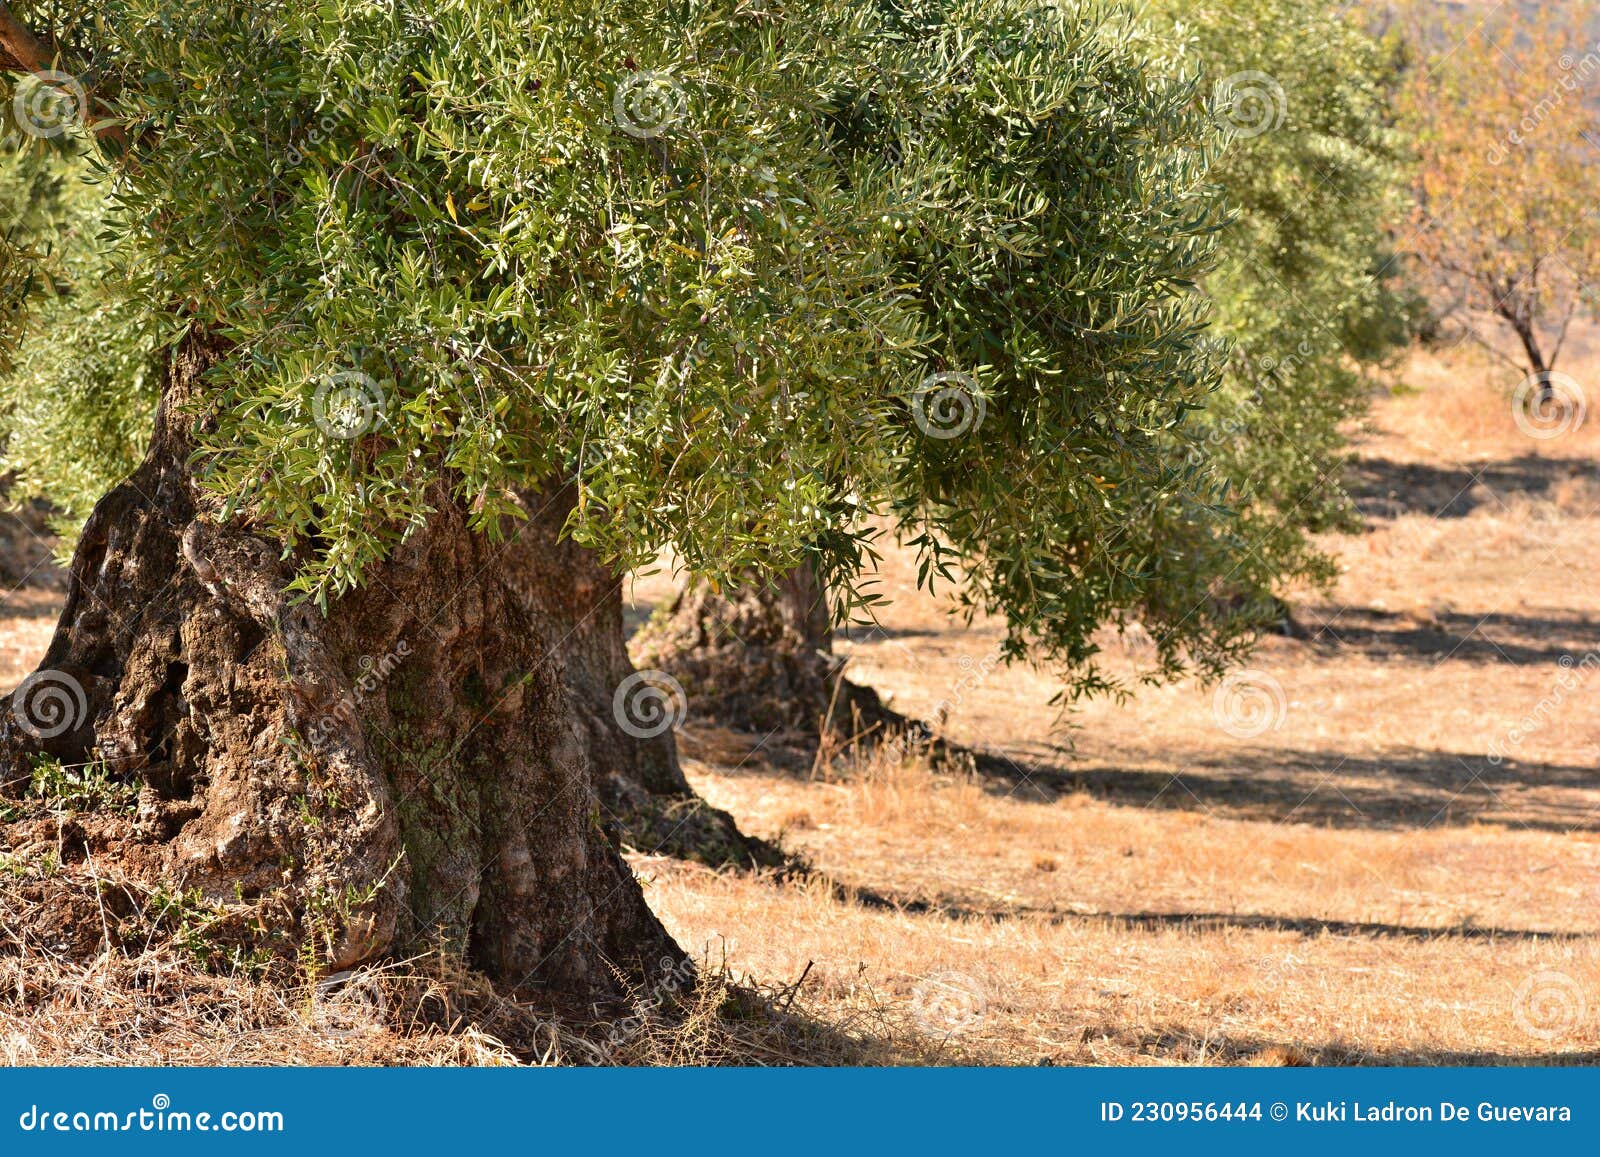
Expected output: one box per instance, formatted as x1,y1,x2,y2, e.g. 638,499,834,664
0,2,123,147
0,2,50,74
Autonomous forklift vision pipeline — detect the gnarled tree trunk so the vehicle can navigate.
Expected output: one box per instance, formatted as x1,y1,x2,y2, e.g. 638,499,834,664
631,565,901,741
0,334,680,997
498,492,782,869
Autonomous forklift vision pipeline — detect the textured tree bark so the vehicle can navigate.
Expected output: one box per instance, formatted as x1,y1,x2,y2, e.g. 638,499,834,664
498,491,783,869
631,564,899,740
0,334,681,997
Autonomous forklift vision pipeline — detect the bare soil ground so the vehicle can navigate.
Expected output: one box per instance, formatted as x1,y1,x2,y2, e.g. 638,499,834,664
2,341,1597,1064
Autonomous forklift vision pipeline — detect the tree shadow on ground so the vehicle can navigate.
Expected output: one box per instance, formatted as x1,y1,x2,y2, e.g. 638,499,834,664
834,623,947,643
1293,605,1600,666
682,724,1600,834
1344,454,1600,520
974,745,1600,834
828,880,1590,942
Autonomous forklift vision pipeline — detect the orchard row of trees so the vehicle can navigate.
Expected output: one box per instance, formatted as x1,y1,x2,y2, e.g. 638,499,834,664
0,0,1587,1001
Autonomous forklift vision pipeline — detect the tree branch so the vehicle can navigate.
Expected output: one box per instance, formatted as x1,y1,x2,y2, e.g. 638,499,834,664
0,2,123,148
0,2,51,74
1549,296,1578,370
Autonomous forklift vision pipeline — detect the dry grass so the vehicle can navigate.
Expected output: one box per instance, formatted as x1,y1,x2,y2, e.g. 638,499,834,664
1376,321,1600,468
658,733,1600,1065
0,863,916,1066
635,333,1600,1065
3,336,1599,1065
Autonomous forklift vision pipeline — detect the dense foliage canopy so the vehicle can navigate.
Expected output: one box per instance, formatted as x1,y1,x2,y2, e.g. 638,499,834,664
0,145,163,540
0,0,1402,696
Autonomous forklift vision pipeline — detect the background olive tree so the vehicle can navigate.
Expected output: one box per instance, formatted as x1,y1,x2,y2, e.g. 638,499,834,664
638,0,1412,735
1143,0,1413,610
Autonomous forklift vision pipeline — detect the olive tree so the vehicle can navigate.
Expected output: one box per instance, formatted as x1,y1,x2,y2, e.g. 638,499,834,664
0,0,1228,997
1144,0,1411,608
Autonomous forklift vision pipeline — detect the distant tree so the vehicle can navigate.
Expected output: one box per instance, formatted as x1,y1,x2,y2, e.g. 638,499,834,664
1398,0,1600,409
